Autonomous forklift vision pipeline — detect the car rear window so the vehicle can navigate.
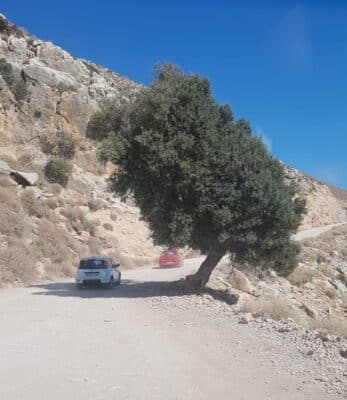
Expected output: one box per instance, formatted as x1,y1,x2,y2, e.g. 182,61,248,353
79,259,109,269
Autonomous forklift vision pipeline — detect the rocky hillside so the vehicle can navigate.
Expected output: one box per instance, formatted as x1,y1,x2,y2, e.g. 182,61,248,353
0,15,162,285
0,14,346,288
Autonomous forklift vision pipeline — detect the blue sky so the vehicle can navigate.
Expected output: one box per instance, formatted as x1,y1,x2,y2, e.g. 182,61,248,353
2,1,346,189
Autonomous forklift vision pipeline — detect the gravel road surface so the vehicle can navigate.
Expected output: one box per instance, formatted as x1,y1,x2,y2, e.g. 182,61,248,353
0,258,343,400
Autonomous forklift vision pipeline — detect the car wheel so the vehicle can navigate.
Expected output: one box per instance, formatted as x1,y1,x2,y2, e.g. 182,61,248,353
76,283,83,289
107,277,114,289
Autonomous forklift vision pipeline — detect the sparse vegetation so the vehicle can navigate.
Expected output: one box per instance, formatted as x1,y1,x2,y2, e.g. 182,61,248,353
0,16,27,38
241,297,296,321
34,219,72,264
288,265,321,286
0,241,36,284
45,261,75,279
47,183,63,194
0,58,29,103
103,222,113,231
0,188,25,238
41,131,76,159
88,198,104,211
87,100,129,141
310,316,347,338
44,157,71,186
20,188,53,218
110,212,117,221
34,110,42,118
56,131,76,159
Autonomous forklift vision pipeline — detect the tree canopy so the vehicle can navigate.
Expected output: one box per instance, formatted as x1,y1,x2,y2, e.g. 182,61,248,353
105,64,306,288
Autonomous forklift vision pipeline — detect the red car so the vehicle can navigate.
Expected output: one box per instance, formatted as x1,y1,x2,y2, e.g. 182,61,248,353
159,249,183,268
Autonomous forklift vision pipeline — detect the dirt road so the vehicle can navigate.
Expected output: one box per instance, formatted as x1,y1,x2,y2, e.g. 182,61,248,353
1,258,343,400
292,222,347,241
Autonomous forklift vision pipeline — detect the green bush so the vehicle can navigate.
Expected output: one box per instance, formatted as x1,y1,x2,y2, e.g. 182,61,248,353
87,100,128,141
41,131,75,159
56,131,76,159
44,157,71,186
0,16,9,33
0,16,27,38
13,79,28,102
0,58,28,103
0,58,14,87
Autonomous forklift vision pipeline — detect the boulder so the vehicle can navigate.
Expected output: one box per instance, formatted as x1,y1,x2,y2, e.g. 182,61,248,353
0,160,12,175
239,313,253,324
228,269,254,294
10,170,38,186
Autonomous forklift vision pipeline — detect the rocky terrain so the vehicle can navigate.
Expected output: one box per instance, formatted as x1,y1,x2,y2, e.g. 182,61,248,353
0,14,164,285
0,15,346,335
0,14,346,399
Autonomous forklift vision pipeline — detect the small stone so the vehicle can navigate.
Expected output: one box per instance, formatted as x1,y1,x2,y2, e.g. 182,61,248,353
340,350,347,359
239,313,252,324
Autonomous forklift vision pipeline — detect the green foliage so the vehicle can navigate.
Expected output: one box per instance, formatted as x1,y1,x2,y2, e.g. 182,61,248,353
0,58,29,103
44,157,71,187
87,100,128,141
109,64,306,276
56,131,76,159
0,16,9,33
0,58,15,87
41,131,76,159
12,79,28,102
0,16,26,37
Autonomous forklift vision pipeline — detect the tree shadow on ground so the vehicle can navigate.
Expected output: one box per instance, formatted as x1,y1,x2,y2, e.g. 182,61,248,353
30,279,238,304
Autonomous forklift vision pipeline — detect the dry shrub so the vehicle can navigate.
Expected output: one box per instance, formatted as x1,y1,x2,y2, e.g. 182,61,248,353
43,197,58,210
103,222,113,232
0,175,14,187
20,188,40,216
75,150,105,175
324,286,337,299
81,219,96,236
0,241,36,284
228,269,253,293
241,297,296,321
45,262,75,279
0,187,20,211
86,237,101,255
299,246,317,264
110,212,117,221
88,198,104,212
35,219,71,263
17,150,37,171
21,189,53,219
61,205,85,222
310,317,347,338
47,183,62,194
287,265,321,287
0,209,25,238
317,264,336,280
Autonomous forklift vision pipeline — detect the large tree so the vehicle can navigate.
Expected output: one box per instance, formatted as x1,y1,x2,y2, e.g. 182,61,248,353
106,64,305,289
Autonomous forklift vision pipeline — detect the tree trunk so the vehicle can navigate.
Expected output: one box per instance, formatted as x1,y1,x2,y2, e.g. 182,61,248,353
186,247,227,290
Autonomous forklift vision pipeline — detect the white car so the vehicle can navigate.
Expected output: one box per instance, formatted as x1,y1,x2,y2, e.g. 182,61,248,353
75,256,121,289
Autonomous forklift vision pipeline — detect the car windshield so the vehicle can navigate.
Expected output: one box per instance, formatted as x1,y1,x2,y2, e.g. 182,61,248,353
162,250,177,255
79,259,108,269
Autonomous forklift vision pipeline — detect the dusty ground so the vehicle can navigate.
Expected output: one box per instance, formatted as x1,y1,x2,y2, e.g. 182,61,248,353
0,258,345,400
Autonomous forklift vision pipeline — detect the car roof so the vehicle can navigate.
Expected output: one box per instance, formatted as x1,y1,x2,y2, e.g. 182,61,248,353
80,256,111,261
